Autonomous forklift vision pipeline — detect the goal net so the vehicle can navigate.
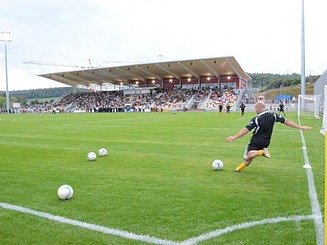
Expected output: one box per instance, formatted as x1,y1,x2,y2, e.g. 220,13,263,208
297,94,321,119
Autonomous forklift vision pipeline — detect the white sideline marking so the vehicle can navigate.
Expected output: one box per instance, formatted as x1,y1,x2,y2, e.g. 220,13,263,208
180,215,314,245
298,117,324,245
0,202,178,245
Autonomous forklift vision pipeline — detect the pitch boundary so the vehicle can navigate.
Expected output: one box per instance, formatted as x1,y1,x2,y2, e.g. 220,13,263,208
0,202,316,244
298,117,324,245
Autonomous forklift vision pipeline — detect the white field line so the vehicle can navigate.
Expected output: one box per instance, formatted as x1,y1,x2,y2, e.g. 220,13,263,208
0,202,316,245
180,215,314,245
298,121,325,245
0,202,178,245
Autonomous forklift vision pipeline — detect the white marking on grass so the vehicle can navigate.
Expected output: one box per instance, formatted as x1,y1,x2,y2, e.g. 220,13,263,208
0,202,178,245
298,118,324,245
0,202,319,244
180,215,314,245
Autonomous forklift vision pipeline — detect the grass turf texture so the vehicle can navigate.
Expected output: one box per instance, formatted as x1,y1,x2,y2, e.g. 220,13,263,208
0,111,324,244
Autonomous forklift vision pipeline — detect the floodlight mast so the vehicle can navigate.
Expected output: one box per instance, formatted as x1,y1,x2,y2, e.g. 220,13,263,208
300,0,306,106
0,31,12,113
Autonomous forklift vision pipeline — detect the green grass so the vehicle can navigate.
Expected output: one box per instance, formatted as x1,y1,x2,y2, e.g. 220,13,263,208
0,111,324,244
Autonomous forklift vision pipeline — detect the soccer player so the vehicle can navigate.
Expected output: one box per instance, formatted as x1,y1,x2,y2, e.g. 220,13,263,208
225,101,311,172
279,101,286,116
257,95,265,101
239,102,246,116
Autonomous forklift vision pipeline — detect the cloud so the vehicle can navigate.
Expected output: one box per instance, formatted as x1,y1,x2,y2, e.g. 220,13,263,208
0,0,326,90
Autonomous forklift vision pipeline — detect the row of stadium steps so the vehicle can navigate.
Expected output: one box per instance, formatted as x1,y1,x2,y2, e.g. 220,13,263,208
197,91,212,110
65,102,78,113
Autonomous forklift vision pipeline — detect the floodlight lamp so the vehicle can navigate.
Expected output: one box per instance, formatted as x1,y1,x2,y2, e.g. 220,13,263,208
135,81,139,85
227,76,231,80
207,77,210,81
169,79,172,83
152,80,155,84
0,31,12,42
187,78,191,82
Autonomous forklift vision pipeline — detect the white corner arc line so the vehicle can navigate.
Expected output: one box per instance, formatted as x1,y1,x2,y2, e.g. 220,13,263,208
0,202,316,245
0,202,179,245
180,215,314,244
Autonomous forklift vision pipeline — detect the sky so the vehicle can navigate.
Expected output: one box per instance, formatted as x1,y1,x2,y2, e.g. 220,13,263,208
0,0,326,91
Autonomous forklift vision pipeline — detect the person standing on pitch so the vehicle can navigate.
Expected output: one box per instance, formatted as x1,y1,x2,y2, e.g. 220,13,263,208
239,102,246,116
279,100,286,116
225,101,311,172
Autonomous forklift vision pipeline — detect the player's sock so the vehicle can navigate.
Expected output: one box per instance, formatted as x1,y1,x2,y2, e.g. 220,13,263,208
235,162,247,172
257,150,264,156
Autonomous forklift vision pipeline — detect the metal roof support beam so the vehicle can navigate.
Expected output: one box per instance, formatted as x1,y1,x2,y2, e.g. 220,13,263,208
135,65,162,81
200,60,220,78
67,73,99,86
177,62,200,79
49,74,85,87
97,69,128,83
155,64,180,80
116,67,146,82
58,74,90,87
225,57,239,78
80,71,105,85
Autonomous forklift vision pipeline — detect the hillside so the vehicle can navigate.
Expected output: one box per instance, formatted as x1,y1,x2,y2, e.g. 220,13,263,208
254,83,314,101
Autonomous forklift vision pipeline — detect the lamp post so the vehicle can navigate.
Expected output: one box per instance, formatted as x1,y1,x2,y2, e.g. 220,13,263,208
0,31,12,113
300,0,306,110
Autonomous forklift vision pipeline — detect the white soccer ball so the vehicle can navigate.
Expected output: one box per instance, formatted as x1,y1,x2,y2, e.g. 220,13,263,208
98,148,108,157
87,152,96,161
57,185,74,200
212,159,224,171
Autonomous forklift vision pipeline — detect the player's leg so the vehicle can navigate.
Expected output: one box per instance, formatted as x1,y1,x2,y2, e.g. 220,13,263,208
235,145,253,172
252,148,270,158
235,158,252,172
235,141,270,172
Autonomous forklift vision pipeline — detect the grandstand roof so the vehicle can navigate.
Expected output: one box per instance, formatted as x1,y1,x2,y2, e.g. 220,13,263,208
39,56,250,87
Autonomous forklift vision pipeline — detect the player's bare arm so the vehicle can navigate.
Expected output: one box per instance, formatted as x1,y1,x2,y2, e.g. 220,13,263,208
225,128,249,142
284,119,312,130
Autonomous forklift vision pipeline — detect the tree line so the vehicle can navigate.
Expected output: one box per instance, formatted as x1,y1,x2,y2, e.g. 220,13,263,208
249,73,319,91
0,87,86,108
0,73,320,108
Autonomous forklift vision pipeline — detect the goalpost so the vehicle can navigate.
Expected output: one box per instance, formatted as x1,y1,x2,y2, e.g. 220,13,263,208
297,93,321,119
297,90,327,168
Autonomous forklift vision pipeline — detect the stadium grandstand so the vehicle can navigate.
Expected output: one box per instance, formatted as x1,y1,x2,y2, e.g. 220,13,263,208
40,56,250,91
25,57,253,114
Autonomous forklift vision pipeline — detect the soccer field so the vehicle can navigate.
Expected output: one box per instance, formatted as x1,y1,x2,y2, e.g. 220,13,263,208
0,111,324,244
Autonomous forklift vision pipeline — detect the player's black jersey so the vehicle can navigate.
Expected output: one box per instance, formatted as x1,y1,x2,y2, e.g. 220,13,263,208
245,110,285,139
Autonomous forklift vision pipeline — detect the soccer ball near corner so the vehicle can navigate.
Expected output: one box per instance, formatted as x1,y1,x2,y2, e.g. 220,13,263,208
57,185,73,200
212,159,223,171
98,148,108,157
87,152,96,161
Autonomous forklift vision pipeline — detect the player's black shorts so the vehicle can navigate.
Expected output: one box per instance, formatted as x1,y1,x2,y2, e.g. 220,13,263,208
247,137,270,152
